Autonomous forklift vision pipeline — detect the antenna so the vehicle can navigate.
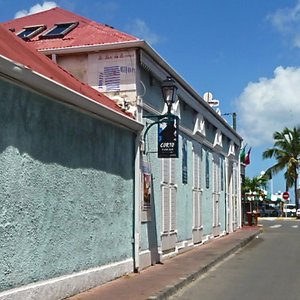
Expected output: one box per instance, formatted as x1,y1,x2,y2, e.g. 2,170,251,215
203,92,213,102
203,92,219,107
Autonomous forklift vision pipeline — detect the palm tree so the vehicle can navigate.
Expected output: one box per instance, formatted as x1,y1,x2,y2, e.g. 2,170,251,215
262,126,300,210
242,176,268,196
241,175,268,222
242,175,268,210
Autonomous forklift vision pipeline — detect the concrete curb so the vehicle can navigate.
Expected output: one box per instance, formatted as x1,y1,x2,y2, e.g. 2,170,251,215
259,217,297,220
148,229,261,300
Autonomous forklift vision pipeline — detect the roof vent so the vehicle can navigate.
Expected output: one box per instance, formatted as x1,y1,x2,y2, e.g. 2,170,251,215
104,24,114,29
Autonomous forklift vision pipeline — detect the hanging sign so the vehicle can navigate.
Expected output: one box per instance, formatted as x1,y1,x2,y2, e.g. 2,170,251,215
157,116,179,158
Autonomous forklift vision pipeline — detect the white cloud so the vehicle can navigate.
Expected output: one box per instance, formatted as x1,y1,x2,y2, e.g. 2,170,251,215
237,66,300,147
15,1,58,19
125,19,160,45
267,0,300,48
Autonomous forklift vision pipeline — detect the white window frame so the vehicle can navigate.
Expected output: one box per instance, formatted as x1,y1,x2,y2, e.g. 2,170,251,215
162,158,177,233
192,145,203,230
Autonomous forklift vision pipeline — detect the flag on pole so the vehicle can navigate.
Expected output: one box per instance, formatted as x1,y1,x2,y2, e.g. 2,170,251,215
240,144,247,163
245,147,252,166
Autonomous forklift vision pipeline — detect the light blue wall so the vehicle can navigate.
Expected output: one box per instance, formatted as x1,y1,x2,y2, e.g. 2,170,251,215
219,157,227,231
0,79,136,292
140,118,162,251
205,123,216,145
141,73,164,112
179,103,195,131
202,148,213,236
176,135,193,242
139,69,163,251
139,66,240,252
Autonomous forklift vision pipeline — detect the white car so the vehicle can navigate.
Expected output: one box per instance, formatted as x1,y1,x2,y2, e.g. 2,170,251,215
283,204,296,217
296,209,300,219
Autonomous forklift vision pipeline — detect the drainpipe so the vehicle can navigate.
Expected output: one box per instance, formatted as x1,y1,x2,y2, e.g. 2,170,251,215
133,131,142,272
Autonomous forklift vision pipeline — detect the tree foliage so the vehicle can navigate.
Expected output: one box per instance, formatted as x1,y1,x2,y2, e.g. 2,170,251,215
262,126,300,209
242,175,268,196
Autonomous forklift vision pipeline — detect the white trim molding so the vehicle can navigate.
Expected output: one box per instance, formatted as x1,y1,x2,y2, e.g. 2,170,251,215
0,259,133,300
193,113,206,138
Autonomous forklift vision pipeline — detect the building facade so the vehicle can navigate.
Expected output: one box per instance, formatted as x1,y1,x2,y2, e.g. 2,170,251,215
0,25,142,300
1,8,243,299
137,60,241,267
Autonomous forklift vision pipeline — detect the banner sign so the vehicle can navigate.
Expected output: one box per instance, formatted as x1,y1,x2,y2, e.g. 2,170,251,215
158,116,179,158
182,138,188,183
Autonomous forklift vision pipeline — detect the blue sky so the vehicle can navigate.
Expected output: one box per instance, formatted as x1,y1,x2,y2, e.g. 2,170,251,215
1,0,300,195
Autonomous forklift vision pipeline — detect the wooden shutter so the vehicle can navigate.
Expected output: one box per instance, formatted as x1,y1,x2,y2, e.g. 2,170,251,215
170,187,176,231
162,158,169,184
162,158,176,233
162,185,170,233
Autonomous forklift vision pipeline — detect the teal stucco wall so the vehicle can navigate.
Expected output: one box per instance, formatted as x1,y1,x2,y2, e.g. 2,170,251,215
140,117,162,251
202,148,213,236
176,136,193,242
0,79,135,292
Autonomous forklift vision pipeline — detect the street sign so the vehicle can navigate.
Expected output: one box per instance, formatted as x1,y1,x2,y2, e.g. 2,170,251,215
282,191,289,200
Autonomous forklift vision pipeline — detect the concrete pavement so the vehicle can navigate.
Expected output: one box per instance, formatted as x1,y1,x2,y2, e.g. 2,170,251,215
66,227,261,300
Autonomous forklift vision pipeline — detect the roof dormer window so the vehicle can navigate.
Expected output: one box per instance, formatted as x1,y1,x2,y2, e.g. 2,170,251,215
40,21,78,39
17,25,46,40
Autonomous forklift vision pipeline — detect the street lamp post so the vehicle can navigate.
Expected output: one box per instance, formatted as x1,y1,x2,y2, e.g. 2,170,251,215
142,77,179,158
161,76,178,114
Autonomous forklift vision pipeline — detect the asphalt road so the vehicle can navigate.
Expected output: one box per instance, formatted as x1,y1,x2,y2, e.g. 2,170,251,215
170,219,300,300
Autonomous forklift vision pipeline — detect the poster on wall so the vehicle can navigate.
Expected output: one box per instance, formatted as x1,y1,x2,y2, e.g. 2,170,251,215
88,50,136,92
142,161,152,209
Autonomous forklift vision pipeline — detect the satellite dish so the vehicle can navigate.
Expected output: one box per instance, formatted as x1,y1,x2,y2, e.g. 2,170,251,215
208,99,219,107
203,92,213,102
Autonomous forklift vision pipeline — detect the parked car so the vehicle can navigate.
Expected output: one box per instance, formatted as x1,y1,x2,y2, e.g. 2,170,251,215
283,204,296,217
296,209,300,219
260,204,281,217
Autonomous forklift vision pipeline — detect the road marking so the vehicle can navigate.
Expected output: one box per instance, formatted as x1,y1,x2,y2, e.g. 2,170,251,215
263,218,276,221
292,225,298,228
270,224,282,228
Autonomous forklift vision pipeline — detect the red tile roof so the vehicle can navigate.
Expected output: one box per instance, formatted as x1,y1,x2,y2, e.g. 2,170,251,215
0,24,131,116
2,7,140,51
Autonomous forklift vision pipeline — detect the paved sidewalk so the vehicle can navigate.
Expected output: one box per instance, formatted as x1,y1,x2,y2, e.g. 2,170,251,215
66,227,261,300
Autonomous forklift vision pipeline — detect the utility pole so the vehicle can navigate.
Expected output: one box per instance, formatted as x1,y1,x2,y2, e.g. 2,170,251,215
222,112,237,130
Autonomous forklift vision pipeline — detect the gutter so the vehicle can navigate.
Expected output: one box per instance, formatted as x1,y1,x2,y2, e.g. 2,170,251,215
39,40,242,143
0,54,144,133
